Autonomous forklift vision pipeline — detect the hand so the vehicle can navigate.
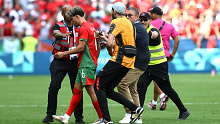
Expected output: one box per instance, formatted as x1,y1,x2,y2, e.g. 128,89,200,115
169,54,174,62
151,31,158,39
108,51,113,56
100,41,107,46
63,31,72,38
96,30,107,40
54,52,65,59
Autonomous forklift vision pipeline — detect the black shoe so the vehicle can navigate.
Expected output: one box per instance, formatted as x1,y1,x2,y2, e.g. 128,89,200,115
178,109,190,120
42,115,54,123
75,119,85,124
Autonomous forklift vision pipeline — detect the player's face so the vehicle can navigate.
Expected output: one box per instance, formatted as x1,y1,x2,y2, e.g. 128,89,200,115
71,15,79,27
125,10,138,23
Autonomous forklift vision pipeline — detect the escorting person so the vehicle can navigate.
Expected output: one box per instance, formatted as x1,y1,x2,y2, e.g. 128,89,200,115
52,6,102,124
137,12,190,120
117,7,150,124
94,2,144,124
147,7,180,110
42,5,84,124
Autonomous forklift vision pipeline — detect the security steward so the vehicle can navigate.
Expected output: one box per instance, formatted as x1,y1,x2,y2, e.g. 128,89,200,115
137,12,190,120
42,5,85,124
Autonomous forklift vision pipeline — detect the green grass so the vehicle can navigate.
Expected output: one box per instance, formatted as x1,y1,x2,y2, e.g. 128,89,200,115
0,74,220,124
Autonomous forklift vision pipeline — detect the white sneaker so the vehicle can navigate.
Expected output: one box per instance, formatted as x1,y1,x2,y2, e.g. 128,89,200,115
134,118,142,123
52,115,69,124
119,113,131,123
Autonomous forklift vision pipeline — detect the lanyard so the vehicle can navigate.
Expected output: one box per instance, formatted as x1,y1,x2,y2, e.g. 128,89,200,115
63,21,76,45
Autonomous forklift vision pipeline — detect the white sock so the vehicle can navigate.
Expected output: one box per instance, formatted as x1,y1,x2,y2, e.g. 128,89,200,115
160,93,165,98
64,114,70,120
152,100,157,105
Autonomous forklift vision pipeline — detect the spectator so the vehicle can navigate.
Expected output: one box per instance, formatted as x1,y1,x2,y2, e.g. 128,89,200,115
169,3,182,19
39,11,52,39
13,14,27,43
22,30,38,52
186,15,200,43
0,10,6,25
2,37,21,53
9,4,24,21
1,15,14,38
196,15,211,48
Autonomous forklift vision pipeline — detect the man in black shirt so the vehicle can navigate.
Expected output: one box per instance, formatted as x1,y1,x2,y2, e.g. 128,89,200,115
42,5,84,124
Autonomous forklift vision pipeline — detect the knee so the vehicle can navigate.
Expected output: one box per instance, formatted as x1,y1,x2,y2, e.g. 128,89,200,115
106,89,114,98
117,82,128,90
49,82,61,91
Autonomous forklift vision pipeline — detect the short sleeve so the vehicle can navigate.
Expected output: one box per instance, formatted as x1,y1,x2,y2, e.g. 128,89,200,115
109,20,122,37
52,24,60,31
171,25,179,38
79,27,88,42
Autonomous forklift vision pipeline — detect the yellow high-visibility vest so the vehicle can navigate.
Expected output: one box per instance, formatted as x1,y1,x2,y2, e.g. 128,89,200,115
147,25,167,65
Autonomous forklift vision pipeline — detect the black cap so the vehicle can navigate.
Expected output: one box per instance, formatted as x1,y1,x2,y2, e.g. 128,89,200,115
139,12,151,19
148,7,163,15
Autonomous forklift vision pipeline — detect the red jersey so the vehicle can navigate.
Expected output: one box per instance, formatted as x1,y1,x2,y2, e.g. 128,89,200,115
2,22,14,36
78,22,98,68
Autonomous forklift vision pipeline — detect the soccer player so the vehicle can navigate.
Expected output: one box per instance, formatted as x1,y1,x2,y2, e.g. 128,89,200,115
52,6,102,124
94,2,144,124
137,12,190,120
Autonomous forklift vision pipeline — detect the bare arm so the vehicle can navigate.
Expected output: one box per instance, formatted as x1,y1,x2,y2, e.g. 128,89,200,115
170,35,180,62
97,40,101,58
55,40,86,59
53,30,72,40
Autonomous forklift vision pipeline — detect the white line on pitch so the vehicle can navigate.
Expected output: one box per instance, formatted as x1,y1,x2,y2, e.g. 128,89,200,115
0,102,219,108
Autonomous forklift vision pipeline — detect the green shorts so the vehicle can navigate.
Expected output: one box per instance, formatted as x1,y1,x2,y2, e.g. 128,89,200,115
75,67,96,86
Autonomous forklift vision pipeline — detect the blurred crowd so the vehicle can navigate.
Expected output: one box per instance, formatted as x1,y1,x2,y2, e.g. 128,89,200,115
0,0,220,52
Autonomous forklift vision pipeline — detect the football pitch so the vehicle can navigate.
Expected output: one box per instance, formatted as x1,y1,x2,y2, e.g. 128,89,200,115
0,74,219,124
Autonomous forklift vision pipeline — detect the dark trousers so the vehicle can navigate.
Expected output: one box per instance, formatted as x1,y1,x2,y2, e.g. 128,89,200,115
137,61,187,113
46,58,83,120
94,60,138,121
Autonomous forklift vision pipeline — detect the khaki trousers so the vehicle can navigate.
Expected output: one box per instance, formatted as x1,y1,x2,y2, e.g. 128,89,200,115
117,67,144,113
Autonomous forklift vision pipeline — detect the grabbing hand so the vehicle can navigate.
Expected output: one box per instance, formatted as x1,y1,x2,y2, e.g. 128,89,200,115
63,31,72,38
54,52,65,59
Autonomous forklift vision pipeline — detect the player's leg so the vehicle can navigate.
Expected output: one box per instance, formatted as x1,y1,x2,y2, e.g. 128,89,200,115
85,85,103,120
52,83,83,124
83,67,103,120
68,63,84,123
53,68,84,124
